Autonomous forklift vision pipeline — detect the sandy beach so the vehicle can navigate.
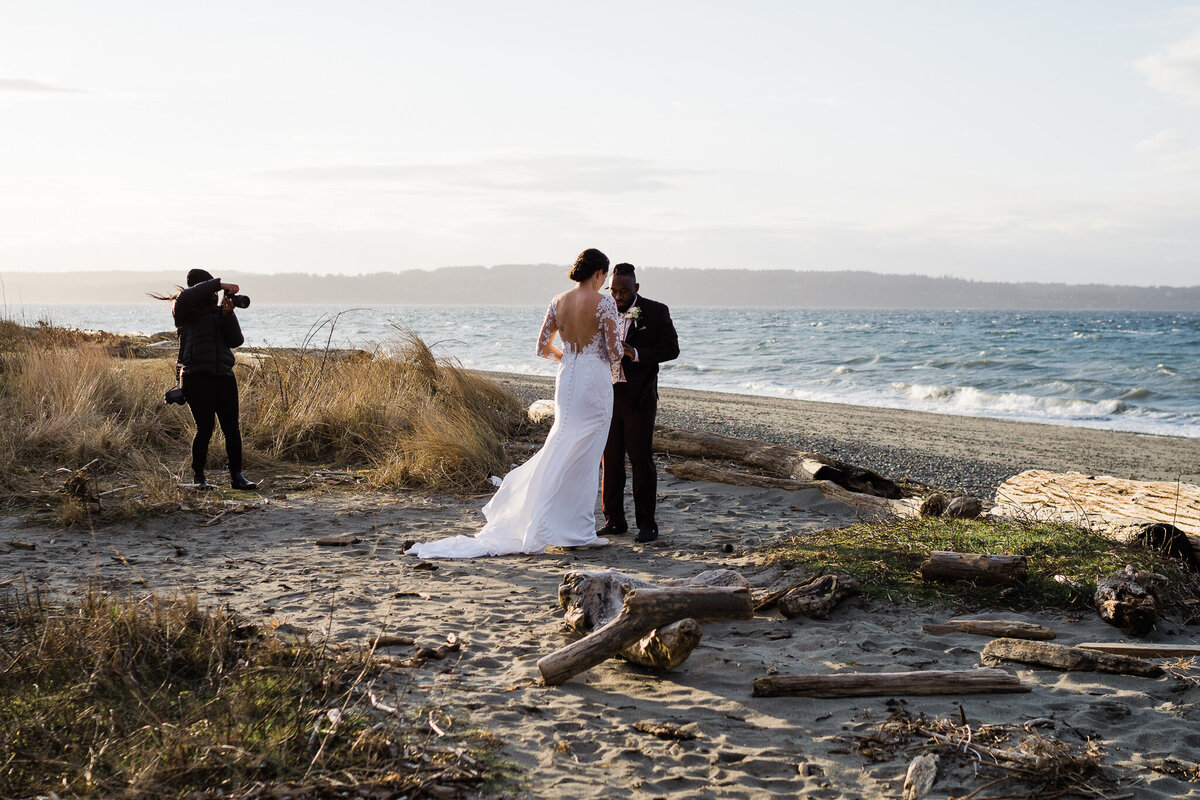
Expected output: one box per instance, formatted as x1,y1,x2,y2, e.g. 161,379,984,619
4,384,1199,798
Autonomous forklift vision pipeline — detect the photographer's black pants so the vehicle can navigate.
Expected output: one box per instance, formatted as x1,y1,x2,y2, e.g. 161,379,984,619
182,372,243,476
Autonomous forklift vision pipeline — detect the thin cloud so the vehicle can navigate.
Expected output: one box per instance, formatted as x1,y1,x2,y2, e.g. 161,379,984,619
259,155,706,194
0,78,85,93
1137,28,1200,105
1135,129,1185,153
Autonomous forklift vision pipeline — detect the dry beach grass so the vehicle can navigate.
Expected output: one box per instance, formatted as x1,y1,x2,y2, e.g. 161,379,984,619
0,320,524,524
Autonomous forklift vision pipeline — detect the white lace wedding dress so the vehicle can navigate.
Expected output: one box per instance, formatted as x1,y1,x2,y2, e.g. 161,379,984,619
406,294,622,558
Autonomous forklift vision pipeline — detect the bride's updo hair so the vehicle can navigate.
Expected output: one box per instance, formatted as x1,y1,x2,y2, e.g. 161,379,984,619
569,248,609,283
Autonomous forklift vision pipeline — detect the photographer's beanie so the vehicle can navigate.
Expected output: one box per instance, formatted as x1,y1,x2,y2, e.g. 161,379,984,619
186,268,215,287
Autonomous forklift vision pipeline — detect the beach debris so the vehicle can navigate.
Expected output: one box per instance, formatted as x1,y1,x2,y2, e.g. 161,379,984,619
539,575,753,685
1075,642,1200,658
554,569,749,675
653,425,910,498
767,573,860,620
917,493,948,517
944,495,984,519
753,668,1029,698
666,459,898,515
981,637,1164,677
6,539,37,550
414,633,460,661
902,752,938,800
1094,565,1162,636
992,469,1200,563
919,550,1028,586
57,459,101,504
922,619,1056,640
856,708,1112,800
315,532,362,546
1053,574,1083,589
633,721,699,741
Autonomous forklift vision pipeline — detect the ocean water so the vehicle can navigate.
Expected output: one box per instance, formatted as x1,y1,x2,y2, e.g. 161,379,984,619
16,303,1200,439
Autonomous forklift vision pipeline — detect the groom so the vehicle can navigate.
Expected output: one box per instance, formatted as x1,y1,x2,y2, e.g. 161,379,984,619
600,263,679,543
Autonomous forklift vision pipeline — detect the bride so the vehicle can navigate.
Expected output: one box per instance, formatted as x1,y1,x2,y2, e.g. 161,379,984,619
406,249,622,558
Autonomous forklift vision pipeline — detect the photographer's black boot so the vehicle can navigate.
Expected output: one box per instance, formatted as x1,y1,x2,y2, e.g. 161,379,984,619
193,472,213,490
230,472,258,491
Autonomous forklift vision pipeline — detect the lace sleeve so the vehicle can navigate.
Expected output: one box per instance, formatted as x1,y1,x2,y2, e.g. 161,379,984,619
597,295,621,365
536,299,559,358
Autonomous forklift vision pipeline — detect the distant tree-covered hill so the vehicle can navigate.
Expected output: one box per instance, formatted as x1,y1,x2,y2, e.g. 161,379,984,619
3,266,1198,310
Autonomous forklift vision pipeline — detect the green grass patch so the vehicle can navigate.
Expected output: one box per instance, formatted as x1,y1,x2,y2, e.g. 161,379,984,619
0,586,511,799
763,516,1200,611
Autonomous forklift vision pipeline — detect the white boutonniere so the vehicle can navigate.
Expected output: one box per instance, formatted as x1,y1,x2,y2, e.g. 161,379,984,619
623,307,642,320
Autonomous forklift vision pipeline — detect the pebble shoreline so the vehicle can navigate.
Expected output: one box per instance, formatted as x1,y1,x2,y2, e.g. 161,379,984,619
485,371,1200,493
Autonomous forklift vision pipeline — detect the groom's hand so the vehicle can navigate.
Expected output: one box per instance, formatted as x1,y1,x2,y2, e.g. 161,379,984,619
623,344,636,359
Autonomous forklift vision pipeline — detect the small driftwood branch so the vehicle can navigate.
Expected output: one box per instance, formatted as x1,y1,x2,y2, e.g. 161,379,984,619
752,668,1029,698
919,551,1028,586
981,637,1163,677
1075,642,1200,658
538,586,753,685
922,619,1056,640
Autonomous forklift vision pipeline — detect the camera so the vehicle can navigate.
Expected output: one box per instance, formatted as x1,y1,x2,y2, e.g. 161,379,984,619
165,387,187,405
225,292,251,309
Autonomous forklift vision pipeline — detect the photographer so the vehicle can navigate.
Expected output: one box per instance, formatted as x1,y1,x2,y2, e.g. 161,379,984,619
172,268,257,490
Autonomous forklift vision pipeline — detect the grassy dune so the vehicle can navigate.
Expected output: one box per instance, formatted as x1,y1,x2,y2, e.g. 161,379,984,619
0,319,525,523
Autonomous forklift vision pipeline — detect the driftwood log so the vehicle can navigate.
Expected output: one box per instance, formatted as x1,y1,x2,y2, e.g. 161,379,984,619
981,637,1164,677
1094,565,1162,636
652,425,908,499
538,585,753,685
557,569,749,671
752,668,1030,698
922,619,1056,640
774,573,860,620
919,551,1028,586
666,460,898,516
1076,642,1200,658
992,470,1200,566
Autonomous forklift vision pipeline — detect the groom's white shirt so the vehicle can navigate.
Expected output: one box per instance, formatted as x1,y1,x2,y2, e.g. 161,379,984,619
619,295,640,362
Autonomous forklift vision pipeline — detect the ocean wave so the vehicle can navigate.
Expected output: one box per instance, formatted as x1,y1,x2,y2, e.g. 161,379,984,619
892,382,1128,420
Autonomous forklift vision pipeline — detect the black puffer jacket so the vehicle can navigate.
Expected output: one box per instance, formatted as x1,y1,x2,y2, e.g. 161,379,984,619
173,277,244,376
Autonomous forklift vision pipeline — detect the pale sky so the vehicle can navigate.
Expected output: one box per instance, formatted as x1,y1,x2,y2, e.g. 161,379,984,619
2,1,1199,284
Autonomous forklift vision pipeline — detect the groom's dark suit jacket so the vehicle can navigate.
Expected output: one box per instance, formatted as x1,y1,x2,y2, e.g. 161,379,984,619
618,296,679,408
603,295,679,533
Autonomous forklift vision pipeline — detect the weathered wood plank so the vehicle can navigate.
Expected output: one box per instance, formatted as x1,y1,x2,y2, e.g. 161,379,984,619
982,637,1163,677
922,619,1055,640
752,668,1030,698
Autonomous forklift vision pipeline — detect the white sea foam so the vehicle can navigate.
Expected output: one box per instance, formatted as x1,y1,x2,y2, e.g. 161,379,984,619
892,382,1127,419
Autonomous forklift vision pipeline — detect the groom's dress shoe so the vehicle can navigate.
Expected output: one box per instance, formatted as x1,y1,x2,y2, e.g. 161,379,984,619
598,522,628,536
634,526,658,543
230,472,258,491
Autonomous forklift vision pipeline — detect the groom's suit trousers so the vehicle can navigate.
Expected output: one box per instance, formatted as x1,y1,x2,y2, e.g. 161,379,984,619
602,383,658,532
